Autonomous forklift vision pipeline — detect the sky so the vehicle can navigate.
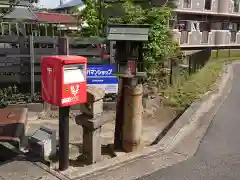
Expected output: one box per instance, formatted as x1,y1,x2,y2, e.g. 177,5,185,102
37,0,65,9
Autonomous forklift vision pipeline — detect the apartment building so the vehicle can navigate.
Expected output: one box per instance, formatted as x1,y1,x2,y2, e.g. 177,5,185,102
173,0,240,48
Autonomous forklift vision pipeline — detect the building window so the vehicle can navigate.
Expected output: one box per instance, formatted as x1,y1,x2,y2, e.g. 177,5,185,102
233,0,239,12
204,0,212,10
231,32,237,43
183,0,191,8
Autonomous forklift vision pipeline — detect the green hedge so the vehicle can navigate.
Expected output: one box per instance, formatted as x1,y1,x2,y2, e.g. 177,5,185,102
163,59,224,109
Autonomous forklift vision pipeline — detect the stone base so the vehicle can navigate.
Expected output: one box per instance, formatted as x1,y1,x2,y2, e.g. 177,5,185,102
75,113,113,165
123,139,142,153
82,127,102,164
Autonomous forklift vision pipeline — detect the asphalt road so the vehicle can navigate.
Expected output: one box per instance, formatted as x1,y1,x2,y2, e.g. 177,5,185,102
138,64,240,180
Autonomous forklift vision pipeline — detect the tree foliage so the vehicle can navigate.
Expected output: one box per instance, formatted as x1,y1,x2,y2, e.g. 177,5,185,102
108,0,181,62
77,0,181,61
74,0,104,37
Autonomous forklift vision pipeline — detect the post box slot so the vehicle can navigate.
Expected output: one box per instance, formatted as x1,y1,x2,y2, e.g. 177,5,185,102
63,64,85,84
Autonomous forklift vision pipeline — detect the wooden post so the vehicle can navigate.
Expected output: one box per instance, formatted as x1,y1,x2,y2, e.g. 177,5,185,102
8,23,11,35
58,37,69,55
29,35,35,101
30,23,33,35
1,22,4,35
16,22,19,36
45,24,48,36
52,24,55,36
169,59,173,85
188,55,192,76
109,41,115,64
122,77,143,152
19,36,27,84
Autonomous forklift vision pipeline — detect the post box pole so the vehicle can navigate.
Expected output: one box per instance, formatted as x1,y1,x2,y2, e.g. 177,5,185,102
59,106,70,171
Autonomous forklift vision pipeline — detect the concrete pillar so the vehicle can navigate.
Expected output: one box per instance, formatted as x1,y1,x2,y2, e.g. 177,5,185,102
76,86,106,165
122,80,143,152
82,125,102,164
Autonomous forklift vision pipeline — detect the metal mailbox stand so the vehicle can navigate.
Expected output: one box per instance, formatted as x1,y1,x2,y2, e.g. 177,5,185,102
59,106,70,171
41,38,88,171
58,38,70,171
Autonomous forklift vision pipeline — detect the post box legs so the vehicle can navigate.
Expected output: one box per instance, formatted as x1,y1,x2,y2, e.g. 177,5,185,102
59,106,70,171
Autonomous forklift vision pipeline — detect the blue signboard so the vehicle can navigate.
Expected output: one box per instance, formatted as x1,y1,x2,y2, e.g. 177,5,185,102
87,64,118,94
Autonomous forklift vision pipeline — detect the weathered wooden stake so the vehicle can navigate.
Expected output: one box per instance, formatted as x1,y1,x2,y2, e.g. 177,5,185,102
58,37,69,55
29,35,35,100
122,77,143,152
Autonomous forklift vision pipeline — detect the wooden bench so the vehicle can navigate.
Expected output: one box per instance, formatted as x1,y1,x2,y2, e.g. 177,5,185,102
0,108,28,148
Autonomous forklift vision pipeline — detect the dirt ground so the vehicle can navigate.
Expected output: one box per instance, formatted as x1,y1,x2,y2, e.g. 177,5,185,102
25,97,178,169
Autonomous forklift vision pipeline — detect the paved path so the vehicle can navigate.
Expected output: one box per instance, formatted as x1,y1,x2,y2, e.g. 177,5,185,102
138,64,240,180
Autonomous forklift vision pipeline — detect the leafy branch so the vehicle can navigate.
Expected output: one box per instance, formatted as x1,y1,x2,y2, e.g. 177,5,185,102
74,0,182,62
108,0,181,62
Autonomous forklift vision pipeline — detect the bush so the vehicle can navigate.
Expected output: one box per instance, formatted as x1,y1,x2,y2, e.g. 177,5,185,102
163,59,224,109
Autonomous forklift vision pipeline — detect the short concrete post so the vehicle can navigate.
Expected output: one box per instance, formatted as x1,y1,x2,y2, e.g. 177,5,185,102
76,87,106,164
82,124,102,164
122,77,143,152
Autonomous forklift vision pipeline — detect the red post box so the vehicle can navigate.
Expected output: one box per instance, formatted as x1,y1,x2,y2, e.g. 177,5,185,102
41,55,87,107
41,55,88,171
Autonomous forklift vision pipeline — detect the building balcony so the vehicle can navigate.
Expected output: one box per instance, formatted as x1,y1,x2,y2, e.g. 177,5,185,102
175,0,218,14
215,30,230,46
173,29,215,47
218,0,240,16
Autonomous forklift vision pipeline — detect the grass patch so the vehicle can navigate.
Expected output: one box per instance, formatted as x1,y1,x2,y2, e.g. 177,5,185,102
163,58,225,109
211,49,240,59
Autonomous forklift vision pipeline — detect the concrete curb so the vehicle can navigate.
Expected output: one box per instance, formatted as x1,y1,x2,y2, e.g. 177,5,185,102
51,62,235,180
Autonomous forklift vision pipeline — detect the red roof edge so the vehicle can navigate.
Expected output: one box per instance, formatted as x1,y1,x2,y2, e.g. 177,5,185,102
33,11,78,24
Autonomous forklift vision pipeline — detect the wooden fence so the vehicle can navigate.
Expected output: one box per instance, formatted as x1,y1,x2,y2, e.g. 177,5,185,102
0,35,104,100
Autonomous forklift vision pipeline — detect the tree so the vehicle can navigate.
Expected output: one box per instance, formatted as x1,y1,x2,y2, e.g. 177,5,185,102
108,0,180,62
76,0,181,61
74,0,103,37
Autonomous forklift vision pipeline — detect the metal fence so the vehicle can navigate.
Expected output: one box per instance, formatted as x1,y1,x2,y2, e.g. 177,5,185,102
0,36,60,103
119,48,212,89
0,35,105,104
